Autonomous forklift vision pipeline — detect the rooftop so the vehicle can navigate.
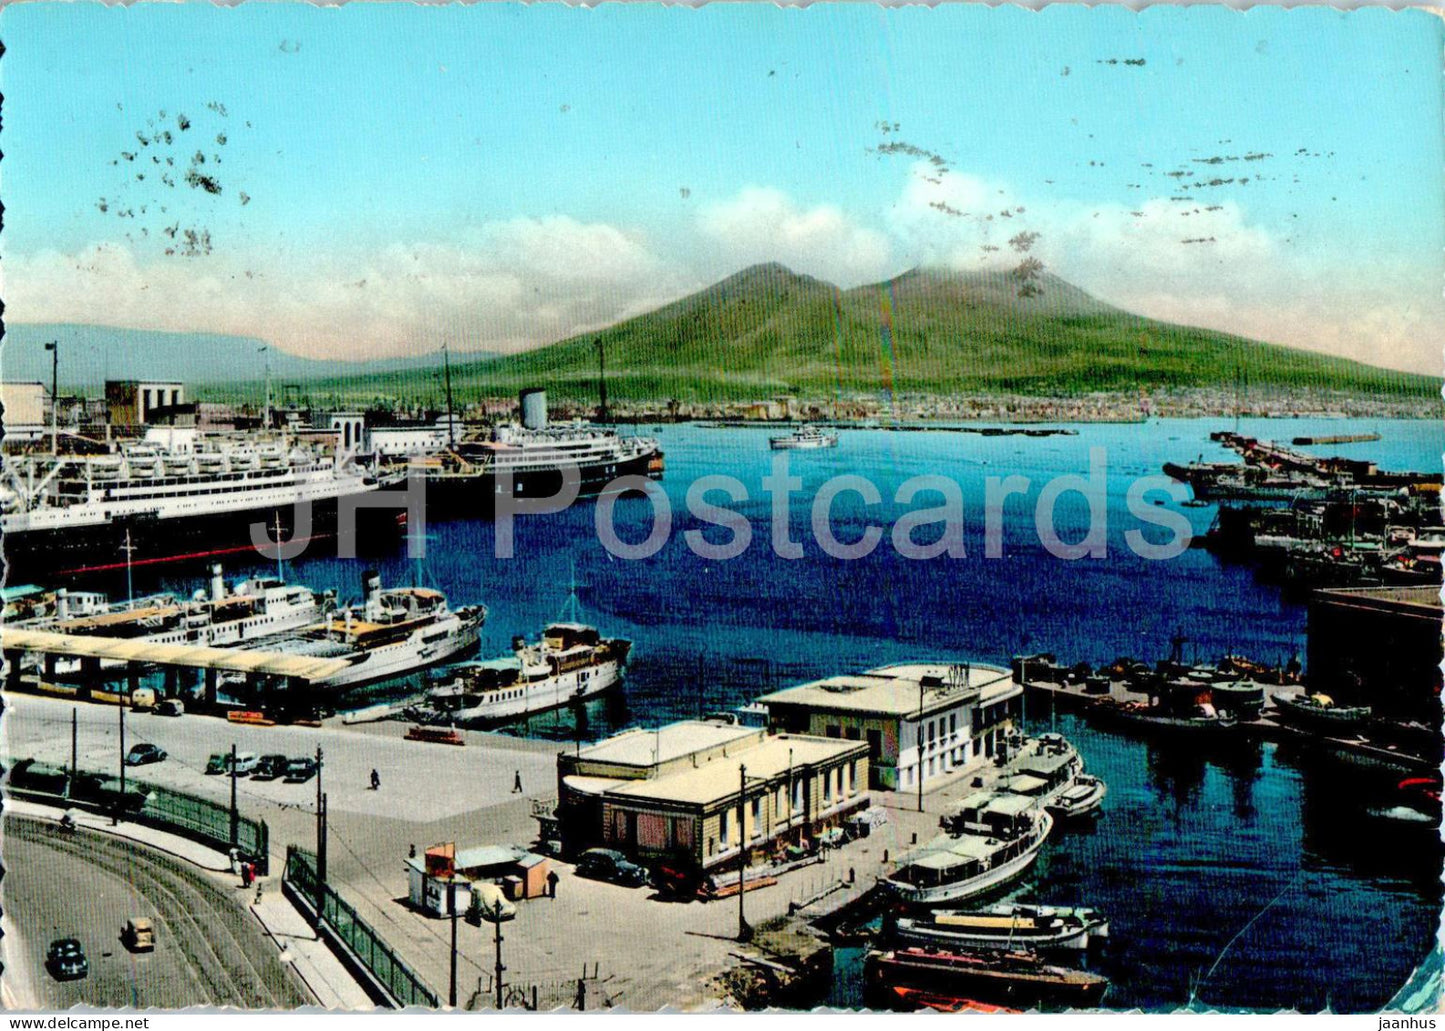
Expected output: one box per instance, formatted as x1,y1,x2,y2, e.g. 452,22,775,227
572,720,761,769
758,662,1014,718
608,733,868,807
1313,585,1442,617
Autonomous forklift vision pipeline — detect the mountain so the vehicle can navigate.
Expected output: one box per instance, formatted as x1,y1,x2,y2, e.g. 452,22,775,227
0,323,497,391
369,262,1433,403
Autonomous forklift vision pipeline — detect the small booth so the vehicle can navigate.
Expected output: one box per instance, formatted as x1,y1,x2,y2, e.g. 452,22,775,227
407,842,551,916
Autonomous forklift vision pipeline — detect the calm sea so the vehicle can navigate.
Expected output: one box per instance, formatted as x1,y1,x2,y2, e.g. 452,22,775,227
136,415,1442,1011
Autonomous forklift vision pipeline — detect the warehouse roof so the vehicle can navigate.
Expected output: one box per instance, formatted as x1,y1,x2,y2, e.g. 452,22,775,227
572,721,761,769
608,733,868,807
758,662,1014,718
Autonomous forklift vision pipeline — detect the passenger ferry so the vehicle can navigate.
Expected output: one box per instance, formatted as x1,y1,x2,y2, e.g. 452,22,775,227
408,623,631,725
769,426,839,451
884,792,1053,905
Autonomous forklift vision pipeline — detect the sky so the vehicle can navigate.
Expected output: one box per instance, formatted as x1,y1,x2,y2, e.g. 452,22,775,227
2,3,1442,375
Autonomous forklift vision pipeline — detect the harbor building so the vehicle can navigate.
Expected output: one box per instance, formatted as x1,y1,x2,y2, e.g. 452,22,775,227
555,720,869,874
1307,586,1443,722
105,379,187,428
1,381,48,441
757,662,1022,791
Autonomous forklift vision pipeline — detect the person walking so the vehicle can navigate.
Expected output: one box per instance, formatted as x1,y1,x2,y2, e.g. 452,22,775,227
512,769,523,794
370,768,381,791
547,869,559,899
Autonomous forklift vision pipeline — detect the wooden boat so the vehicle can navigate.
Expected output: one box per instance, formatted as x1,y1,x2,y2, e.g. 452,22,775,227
888,986,1021,1014
866,947,1109,1009
1271,692,1372,733
885,795,1052,905
890,903,1109,953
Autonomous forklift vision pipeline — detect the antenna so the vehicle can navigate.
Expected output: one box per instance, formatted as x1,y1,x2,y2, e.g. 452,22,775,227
273,512,285,582
123,529,136,610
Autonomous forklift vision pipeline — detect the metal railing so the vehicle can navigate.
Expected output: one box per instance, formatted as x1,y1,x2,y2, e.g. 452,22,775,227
283,846,439,1009
3,756,269,872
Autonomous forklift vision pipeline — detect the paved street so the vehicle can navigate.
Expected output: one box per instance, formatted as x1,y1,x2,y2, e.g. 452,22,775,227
3,692,1004,1010
3,817,310,1008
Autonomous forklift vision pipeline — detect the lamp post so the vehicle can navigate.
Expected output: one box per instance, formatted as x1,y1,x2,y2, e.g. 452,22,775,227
44,340,58,454
736,763,769,943
917,679,926,813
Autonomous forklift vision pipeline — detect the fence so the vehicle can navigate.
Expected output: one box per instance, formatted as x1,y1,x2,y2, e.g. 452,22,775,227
283,846,439,1009
4,756,269,872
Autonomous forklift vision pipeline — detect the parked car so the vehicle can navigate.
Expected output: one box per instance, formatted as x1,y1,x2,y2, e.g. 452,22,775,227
231,752,260,775
575,848,647,888
252,755,289,781
205,753,228,775
46,938,88,980
123,744,167,767
283,758,318,783
155,699,185,717
122,917,155,953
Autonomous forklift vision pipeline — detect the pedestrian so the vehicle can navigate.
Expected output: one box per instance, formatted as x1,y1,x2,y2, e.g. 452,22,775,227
409,843,417,859
241,861,253,888
229,847,240,875
370,768,381,791
547,870,559,899
512,769,523,794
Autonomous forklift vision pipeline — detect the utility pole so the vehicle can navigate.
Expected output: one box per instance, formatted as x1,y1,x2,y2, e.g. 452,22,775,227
448,880,458,1008
69,708,78,797
123,530,136,610
115,705,126,825
229,743,239,848
737,763,752,943
260,345,273,431
442,344,457,451
314,746,326,931
45,340,58,455
917,680,926,813
595,337,608,423
493,902,506,1010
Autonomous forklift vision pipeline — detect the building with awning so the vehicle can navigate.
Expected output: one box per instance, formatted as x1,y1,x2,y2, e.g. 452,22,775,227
555,719,869,875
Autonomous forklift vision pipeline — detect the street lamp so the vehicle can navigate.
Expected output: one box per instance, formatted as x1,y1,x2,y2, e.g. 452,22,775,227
736,762,768,943
44,340,58,454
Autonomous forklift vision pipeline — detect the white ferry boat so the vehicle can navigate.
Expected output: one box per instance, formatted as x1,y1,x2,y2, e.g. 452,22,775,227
409,623,631,725
769,426,839,451
884,792,1053,905
276,571,485,690
1,428,387,577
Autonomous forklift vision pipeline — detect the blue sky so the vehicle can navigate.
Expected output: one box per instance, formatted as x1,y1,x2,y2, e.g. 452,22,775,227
3,3,1442,373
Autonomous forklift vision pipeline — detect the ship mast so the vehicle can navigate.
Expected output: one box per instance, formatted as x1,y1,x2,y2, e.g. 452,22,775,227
123,528,136,610
442,343,457,451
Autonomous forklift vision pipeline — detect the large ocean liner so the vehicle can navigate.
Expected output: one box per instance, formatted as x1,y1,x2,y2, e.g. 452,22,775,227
1,427,392,577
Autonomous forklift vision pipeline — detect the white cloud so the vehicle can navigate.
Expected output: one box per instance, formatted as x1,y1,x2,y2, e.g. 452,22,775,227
697,187,893,287
5,216,694,361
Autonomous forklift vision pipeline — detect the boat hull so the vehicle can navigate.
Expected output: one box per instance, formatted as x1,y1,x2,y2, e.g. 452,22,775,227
427,657,625,724
398,449,664,517
883,814,1053,906
866,950,1108,1010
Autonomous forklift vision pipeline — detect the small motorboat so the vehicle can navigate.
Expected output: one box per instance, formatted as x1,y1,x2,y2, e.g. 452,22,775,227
888,985,1022,1014
890,903,1110,953
1045,775,1107,820
865,946,1109,1009
1270,692,1373,733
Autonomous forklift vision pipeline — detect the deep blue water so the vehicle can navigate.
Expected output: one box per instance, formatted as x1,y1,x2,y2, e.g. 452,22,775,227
123,416,1442,1011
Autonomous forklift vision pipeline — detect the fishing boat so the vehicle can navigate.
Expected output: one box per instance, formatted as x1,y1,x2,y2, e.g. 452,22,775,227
1102,701,1238,736
407,623,630,725
865,947,1109,1009
1270,692,1373,733
885,793,1053,905
889,903,1109,953
886,986,1021,1014
769,426,839,451
1045,774,1107,820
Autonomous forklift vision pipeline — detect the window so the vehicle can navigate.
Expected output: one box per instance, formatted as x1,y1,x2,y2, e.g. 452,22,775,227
928,721,936,745
950,713,957,737
720,809,731,847
793,778,804,813
823,772,833,803
776,786,788,823
847,762,856,794
750,797,763,840
825,724,841,739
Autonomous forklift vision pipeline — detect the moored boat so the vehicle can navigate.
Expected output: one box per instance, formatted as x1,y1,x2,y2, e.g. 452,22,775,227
886,986,1022,1014
889,903,1110,953
887,794,1052,905
769,426,839,451
865,947,1109,1009
1045,774,1107,820
1270,691,1373,733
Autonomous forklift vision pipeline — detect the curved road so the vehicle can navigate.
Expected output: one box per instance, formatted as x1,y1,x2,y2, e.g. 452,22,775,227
4,817,310,1009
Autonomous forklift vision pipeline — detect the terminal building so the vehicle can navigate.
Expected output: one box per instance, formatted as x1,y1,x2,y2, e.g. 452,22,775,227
555,720,869,876
757,662,1022,791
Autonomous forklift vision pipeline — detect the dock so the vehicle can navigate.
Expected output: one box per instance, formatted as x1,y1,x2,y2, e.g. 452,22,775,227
1291,433,1381,446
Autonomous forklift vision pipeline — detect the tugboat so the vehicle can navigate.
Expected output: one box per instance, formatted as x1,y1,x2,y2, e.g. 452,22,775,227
769,426,839,451
409,623,631,725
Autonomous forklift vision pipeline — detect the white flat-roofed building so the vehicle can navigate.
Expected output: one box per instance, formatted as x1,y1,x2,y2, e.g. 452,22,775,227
758,662,1022,791
555,719,869,874
1,381,48,440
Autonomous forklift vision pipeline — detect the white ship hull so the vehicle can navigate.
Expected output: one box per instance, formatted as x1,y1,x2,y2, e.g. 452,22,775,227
318,614,484,690
884,813,1053,906
770,435,838,450
445,658,624,722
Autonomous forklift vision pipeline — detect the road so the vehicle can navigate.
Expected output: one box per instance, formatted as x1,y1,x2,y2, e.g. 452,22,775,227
3,817,311,1008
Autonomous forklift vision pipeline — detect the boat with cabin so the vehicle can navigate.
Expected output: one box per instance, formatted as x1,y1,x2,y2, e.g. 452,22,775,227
885,793,1053,905
865,946,1109,1009
1270,691,1373,733
769,426,839,451
888,903,1109,953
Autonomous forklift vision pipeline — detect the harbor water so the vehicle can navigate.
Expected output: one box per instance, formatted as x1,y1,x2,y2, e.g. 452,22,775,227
127,415,1441,1011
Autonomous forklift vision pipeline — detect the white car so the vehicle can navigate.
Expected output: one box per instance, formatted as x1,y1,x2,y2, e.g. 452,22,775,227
473,884,516,922
231,752,260,775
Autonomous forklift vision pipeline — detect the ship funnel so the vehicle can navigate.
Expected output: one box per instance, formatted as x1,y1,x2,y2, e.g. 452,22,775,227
519,389,548,431
211,564,226,601
363,570,382,607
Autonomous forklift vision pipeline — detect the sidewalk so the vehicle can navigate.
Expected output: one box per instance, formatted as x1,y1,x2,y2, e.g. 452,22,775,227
4,797,375,1010
250,891,377,1010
